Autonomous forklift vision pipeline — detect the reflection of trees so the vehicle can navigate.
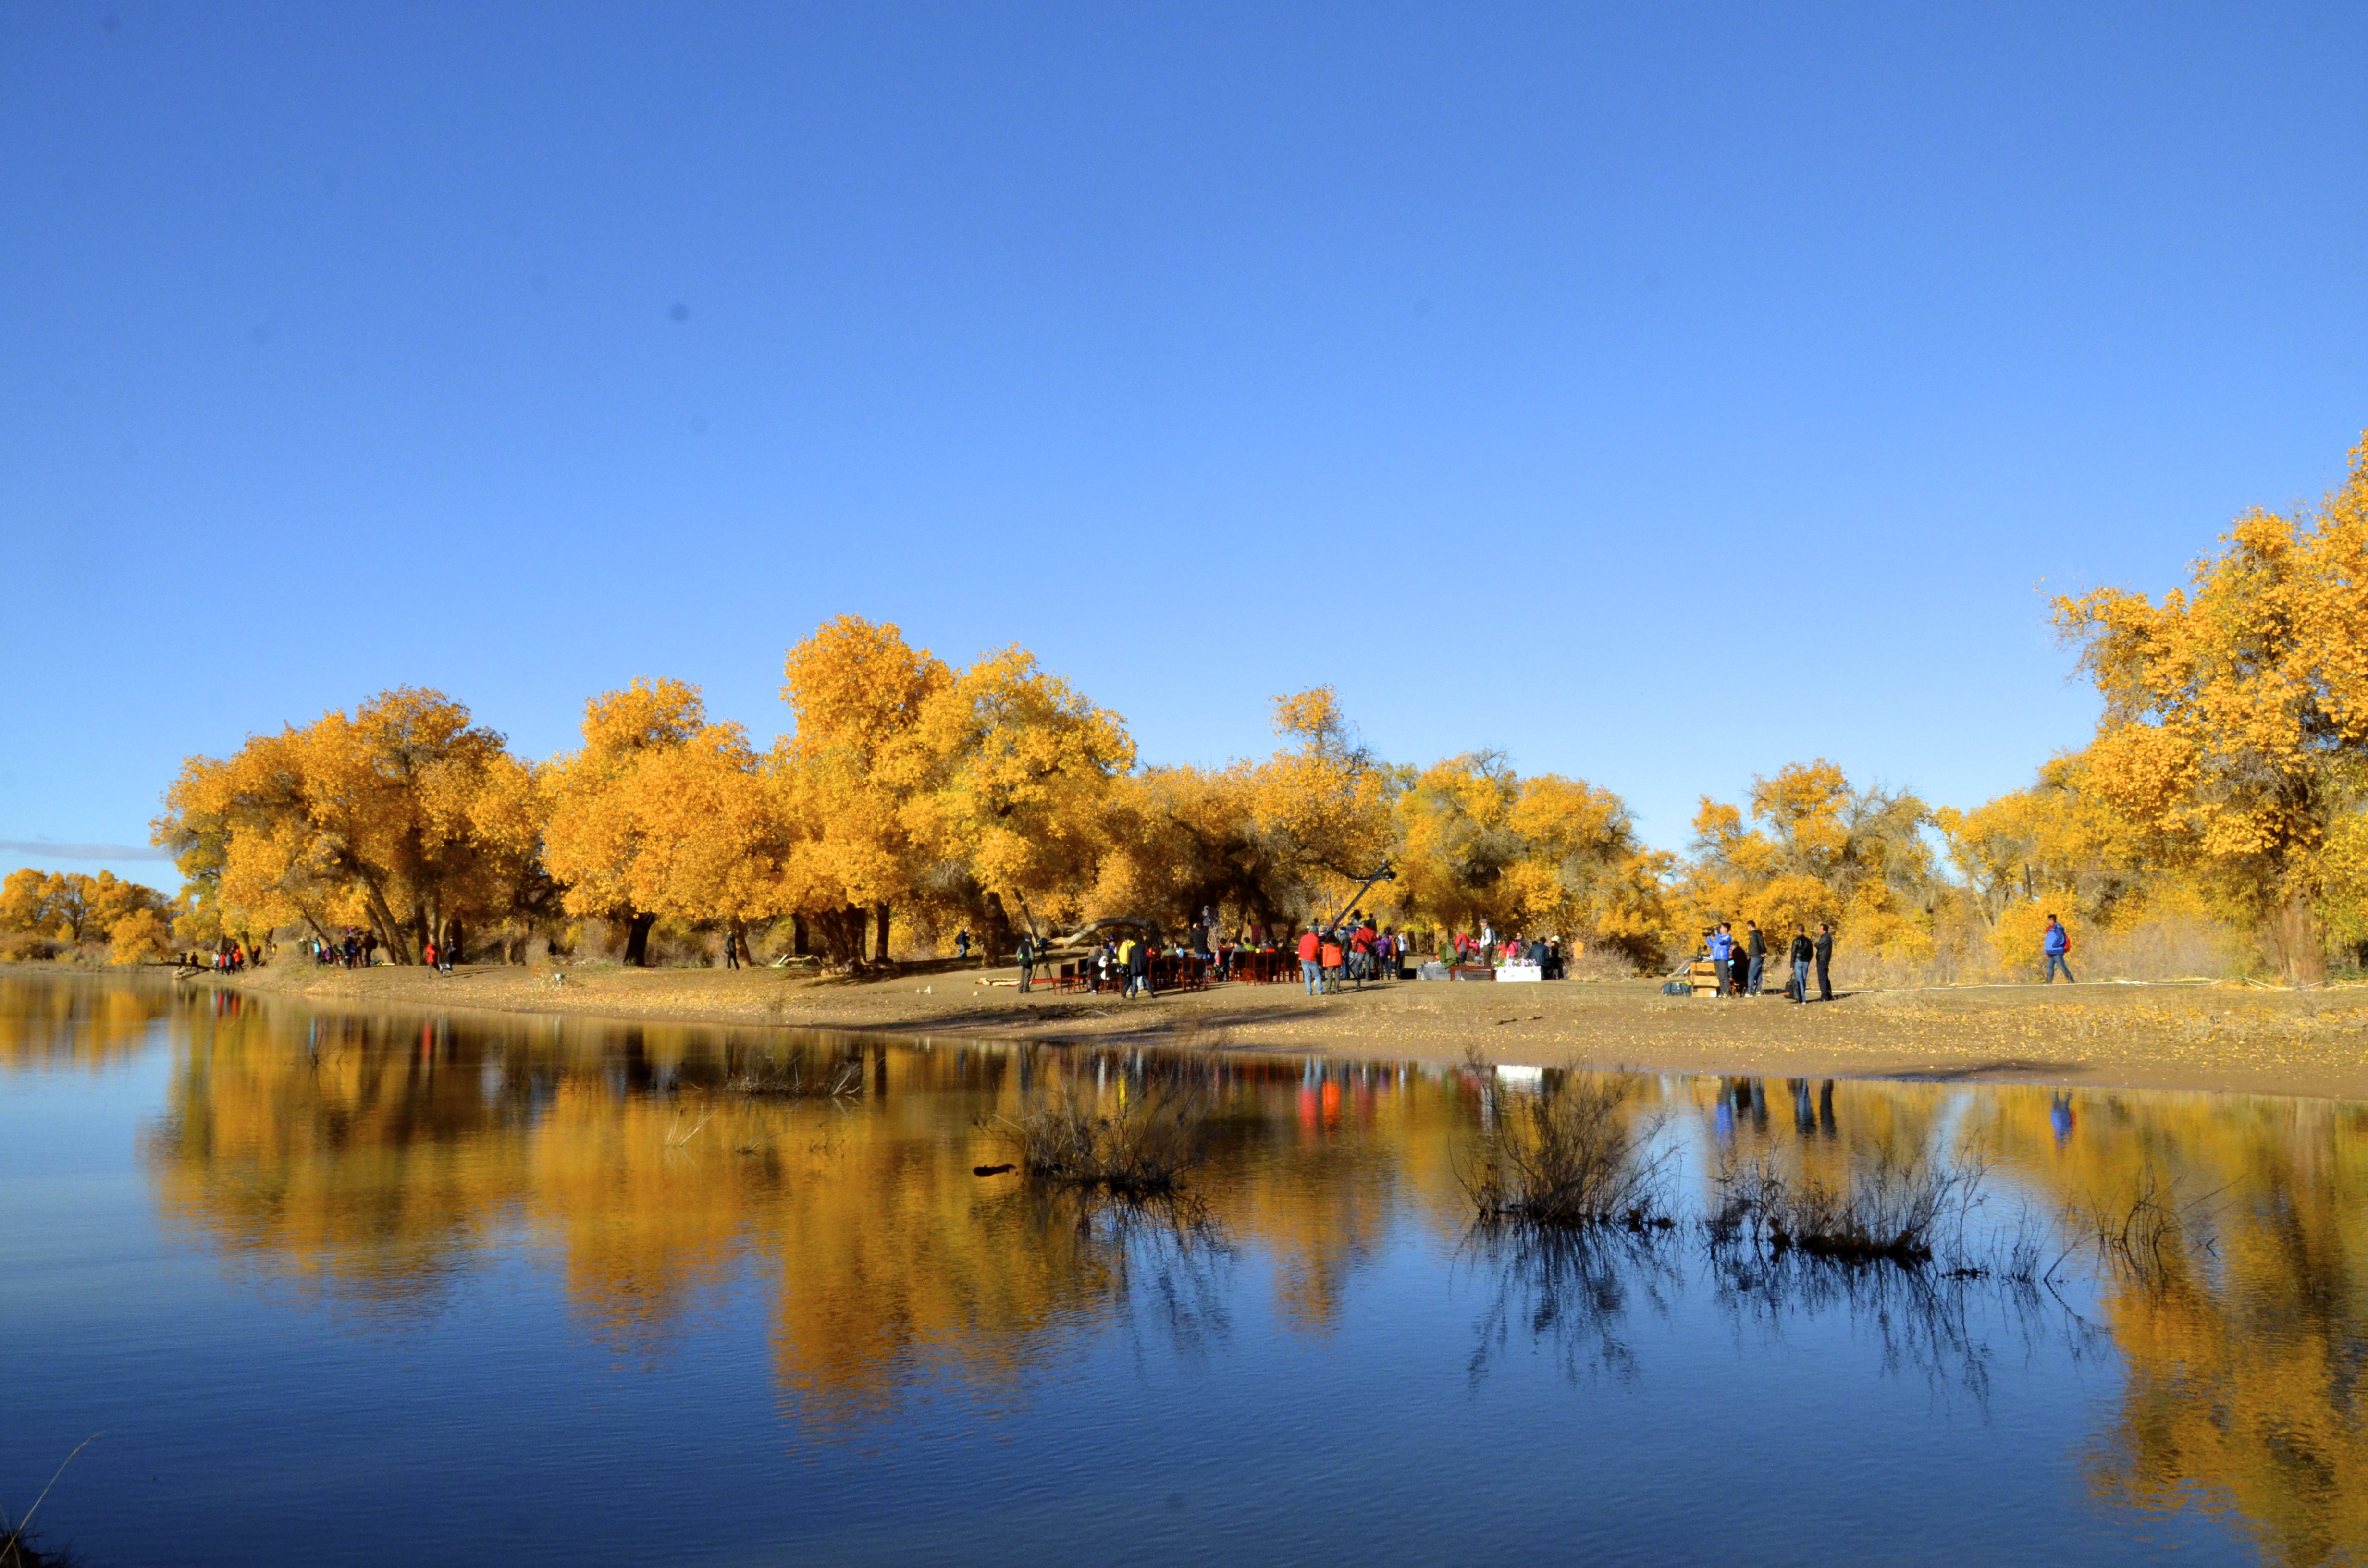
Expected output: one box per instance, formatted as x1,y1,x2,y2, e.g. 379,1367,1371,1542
1463,1225,1680,1386
1972,1089,2368,1566
140,1016,1480,1427
130,989,2368,1563
0,971,184,1071
1706,1242,2094,1409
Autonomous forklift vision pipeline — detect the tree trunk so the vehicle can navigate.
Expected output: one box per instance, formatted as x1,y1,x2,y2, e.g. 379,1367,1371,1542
983,892,1012,968
623,910,658,967
873,902,891,964
792,913,809,957
2268,892,2327,987
446,917,464,964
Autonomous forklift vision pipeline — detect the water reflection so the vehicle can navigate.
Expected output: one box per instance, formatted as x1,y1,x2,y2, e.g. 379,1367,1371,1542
7,972,2368,1563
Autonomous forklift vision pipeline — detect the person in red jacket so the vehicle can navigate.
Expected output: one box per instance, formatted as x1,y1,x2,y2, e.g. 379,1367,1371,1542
1298,927,1323,994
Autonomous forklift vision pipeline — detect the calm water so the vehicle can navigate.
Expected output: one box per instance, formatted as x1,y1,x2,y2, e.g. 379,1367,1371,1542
3,973,2365,1567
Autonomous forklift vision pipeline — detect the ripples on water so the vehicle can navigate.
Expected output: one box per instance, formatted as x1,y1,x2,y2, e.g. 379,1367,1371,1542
1,971,2364,1566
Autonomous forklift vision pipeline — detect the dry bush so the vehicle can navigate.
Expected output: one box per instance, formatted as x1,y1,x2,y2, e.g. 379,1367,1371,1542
1711,1150,1978,1267
1464,1073,1671,1229
2076,1166,2217,1289
723,1052,864,1098
988,1080,1211,1196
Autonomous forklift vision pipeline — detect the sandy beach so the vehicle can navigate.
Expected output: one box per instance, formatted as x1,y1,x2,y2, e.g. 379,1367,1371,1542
207,959,2368,1102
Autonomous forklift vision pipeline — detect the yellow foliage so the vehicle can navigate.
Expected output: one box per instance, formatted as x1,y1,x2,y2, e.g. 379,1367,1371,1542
543,678,785,946
154,687,536,961
0,868,170,949
1679,760,1935,964
2057,430,2368,980
1390,753,1669,960
108,907,173,964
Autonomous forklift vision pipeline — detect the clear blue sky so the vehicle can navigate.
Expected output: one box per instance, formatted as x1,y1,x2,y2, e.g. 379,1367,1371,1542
4,1,2364,890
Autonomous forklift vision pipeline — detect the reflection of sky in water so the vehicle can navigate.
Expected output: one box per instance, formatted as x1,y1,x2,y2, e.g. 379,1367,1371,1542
1,971,2361,1566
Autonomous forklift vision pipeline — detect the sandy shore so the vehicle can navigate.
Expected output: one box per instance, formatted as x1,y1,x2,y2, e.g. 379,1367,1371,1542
200,957,2368,1102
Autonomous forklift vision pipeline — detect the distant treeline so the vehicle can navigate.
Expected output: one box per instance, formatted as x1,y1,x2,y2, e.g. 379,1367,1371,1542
13,432,2363,985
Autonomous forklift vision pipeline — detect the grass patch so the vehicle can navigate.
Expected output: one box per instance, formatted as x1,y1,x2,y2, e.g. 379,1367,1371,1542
1463,1071,1671,1230
987,1079,1211,1196
1711,1150,1979,1268
723,1052,863,1098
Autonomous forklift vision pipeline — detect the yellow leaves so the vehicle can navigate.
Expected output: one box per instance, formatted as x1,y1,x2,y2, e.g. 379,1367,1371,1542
108,907,172,964
546,682,789,927
2056,430,2368,959
154,687,531,957
1252,686,1395,882
913,644,1135,909
1390,752,1665,958
0,868,169,946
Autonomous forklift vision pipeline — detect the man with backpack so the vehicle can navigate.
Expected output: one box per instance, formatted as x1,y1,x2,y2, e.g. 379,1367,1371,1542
2043,915,2075,983
1016,930,1036,993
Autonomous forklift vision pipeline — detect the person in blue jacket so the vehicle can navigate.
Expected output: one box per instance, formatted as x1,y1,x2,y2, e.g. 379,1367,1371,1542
2042,914,2075,983
1708,923,1735,997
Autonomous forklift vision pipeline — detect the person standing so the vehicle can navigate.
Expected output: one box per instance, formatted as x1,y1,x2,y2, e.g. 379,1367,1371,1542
1130,934,1155,998
1813,923,1835,1001
1745,922,1767,995
1016,930,1036,993
1298,925,1324,995
1708,923,1734,997
722,929,740,969
2042,915,2075,983
1320,931,1344,993
954,929,970,961
1788,925,1813,1003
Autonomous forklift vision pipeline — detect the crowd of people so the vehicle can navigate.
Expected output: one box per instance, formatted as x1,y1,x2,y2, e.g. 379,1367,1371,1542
301,929,383,969
1292,911,1409,993
1699,920,1836,1003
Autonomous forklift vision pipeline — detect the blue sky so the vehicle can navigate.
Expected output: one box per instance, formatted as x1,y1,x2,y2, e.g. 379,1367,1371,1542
3,1,2363,890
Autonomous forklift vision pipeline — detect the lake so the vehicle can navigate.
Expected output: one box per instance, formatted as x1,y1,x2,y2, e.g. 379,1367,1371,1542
2,970,2363,1566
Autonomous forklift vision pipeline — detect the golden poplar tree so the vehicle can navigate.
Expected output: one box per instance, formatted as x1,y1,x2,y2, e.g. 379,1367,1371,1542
2056,432,2368,982
1680,760,1936,964
774,616,950,962
156,688,532,962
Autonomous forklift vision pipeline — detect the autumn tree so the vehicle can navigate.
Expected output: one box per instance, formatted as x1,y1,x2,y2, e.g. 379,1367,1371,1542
774,616,951,964
1246,687,1398,925
543,677,735,966
155,688,535,963
1934,750,2169,975
1091,764,1283,936
0,868,170,951
1390,753,1670,965
910,645,1135,955
2056,432,2368,983
1680,760,1937,964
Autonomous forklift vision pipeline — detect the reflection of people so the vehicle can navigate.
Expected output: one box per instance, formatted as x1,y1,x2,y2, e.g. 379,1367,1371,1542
2043,915,2075,983
1790,1078,1815,1133
2050,1092,2076,1147
1818,1079,1836,1137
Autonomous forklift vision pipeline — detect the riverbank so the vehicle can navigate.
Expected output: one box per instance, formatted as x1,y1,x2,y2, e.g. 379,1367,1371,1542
195,958,2368,1101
